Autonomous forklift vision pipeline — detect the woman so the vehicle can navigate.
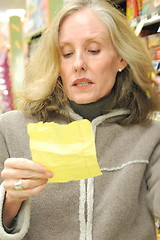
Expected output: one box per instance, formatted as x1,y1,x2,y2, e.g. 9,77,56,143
0,0,160,239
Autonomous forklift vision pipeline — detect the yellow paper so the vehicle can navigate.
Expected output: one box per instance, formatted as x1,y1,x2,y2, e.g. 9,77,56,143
27,120,102,182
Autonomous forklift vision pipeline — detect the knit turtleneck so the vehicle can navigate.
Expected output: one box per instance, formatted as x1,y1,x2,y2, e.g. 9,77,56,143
69,93,114,121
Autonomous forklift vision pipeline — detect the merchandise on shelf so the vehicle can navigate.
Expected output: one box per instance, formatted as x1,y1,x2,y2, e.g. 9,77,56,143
25,0,49,38
9,15,25,109
155,47,160,60
147,33,160,60
126,0,142,20
0,21,9,50
153,59,160,74
142,0,160,14
0,50,13,113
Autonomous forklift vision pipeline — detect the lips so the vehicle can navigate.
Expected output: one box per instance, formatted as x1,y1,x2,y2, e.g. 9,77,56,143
72,78,93,87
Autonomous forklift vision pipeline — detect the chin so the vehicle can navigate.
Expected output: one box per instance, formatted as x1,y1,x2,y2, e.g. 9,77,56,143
73,98,95,104
69,94,98,104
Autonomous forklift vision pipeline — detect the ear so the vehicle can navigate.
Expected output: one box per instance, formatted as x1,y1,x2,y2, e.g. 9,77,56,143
118,58,127,71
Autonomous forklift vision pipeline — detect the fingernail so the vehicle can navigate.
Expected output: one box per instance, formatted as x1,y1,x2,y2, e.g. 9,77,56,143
37,163,46,172
46,171,53,178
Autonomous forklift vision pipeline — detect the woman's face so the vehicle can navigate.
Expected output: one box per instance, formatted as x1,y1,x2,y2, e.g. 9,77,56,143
59,8,126,104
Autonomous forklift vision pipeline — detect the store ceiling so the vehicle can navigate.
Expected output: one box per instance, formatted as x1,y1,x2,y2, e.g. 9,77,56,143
0,0,26,11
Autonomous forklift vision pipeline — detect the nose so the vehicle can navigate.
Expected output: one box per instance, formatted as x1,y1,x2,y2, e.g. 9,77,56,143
73,51,87,72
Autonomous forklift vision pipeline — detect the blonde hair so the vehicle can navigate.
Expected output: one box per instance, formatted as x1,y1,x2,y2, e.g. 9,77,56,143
19,0,160,124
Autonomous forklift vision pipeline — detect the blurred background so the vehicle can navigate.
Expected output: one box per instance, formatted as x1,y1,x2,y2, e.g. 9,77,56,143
0,0,159,113
0,0,25,11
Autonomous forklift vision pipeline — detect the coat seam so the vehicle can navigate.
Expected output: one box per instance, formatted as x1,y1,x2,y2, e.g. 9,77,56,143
101,160,149,172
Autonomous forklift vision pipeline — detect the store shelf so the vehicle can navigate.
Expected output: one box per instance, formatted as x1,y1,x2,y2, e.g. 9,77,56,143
130,10,160,35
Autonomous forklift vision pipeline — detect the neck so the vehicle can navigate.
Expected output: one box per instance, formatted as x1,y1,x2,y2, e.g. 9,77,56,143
69,93,114,121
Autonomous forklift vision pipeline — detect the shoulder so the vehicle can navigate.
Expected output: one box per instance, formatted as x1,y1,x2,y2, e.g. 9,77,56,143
0,110,37,124
151,119,160,127
127,119,160,146
146,119,160,133
128,119,160,132
0,110,38,134
131,119,160,138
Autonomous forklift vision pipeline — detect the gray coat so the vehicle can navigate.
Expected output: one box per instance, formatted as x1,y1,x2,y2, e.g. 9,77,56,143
0,110,160,240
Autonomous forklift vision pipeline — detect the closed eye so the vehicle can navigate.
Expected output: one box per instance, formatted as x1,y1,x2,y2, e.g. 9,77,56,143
63,52,73,58
88,50,100,55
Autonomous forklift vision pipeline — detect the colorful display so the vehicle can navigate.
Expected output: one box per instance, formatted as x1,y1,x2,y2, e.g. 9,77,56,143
0,50,13,113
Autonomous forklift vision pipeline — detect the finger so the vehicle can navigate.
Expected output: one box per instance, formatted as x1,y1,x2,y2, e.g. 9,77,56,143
151,76,160,84
6,184,46,201
151,77,160,93
1,168,53,180
4,158,46,173
3,178,48,191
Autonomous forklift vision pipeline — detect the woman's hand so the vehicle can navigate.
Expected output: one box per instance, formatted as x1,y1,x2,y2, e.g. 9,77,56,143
1,158,53,201
151,75,160,93
1,158,53,227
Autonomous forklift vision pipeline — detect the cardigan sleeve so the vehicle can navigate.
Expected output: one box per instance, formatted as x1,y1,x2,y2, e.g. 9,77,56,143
145,141,160,218
0,114,30,239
